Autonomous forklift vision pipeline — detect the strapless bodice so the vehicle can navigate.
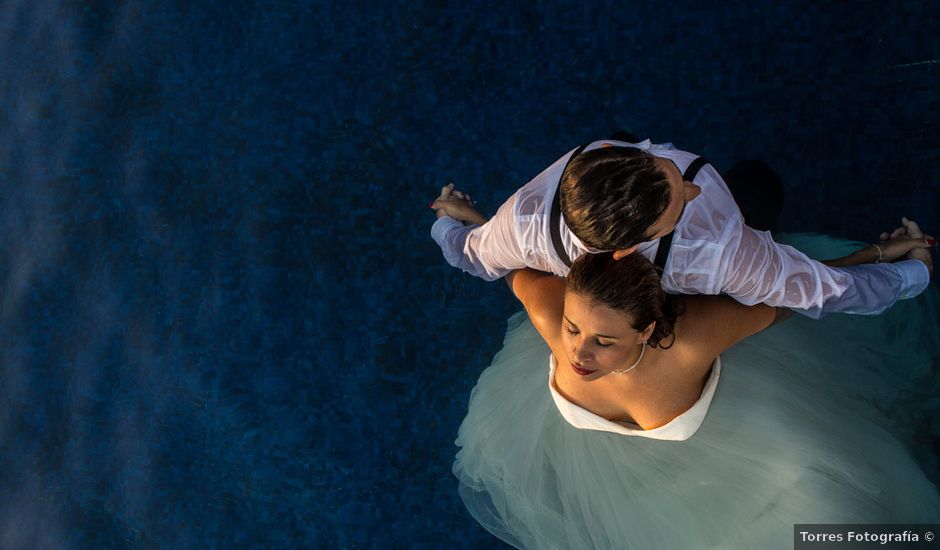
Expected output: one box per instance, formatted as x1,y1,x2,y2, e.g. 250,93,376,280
548,355,721,441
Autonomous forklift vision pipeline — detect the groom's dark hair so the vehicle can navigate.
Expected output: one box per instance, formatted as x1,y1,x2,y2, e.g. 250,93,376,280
559,147,671,251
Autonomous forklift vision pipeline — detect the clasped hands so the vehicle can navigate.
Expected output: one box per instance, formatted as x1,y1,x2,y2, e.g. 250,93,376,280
877,217,935,274
430,183,487,226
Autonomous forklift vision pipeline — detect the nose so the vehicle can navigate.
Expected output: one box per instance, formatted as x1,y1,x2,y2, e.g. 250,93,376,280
571,338,591,363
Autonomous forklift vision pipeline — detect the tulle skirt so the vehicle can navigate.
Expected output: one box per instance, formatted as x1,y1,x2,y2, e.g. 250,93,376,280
453,234,940,549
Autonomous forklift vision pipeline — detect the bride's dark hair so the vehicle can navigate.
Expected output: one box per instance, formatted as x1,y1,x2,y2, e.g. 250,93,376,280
566,252,681,348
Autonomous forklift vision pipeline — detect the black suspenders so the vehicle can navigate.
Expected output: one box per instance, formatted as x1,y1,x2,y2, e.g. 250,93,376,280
549,146,709,271
654,156,709,270
549,143,588,269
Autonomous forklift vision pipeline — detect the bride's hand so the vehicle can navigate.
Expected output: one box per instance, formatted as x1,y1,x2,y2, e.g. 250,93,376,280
880,217,937,244
430,184,488,225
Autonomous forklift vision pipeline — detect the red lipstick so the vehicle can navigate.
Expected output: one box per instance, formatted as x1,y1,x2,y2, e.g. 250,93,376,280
571,362,597,376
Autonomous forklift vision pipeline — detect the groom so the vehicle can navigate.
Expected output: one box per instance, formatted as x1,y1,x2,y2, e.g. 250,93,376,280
430,138,933,318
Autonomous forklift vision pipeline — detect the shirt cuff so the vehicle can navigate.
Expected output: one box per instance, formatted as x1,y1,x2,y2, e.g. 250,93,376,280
891,259,931,300
430,216,464,245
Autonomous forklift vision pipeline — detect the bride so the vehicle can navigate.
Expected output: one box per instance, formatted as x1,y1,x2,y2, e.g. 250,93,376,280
438,196,939,549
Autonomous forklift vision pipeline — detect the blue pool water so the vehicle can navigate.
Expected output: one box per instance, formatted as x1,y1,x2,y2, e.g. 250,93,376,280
0,2,937,547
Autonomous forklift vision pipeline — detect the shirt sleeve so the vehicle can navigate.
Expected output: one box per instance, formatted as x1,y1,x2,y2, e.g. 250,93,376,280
720,225,930,318
430,196,528,281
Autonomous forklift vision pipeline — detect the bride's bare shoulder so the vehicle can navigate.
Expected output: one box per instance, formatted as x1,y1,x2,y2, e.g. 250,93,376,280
674,295,777,356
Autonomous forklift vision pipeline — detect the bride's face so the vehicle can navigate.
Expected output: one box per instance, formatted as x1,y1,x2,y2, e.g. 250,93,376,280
561,291,652,381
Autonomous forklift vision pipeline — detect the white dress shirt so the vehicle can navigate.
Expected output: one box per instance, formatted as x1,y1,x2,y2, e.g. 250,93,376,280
431,140,929,317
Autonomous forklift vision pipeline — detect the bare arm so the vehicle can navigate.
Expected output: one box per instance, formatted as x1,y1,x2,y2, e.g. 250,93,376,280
821,237,932,269
505,269,566,348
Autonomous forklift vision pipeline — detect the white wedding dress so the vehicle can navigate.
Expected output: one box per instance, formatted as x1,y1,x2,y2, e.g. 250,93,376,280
453,234,940,549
